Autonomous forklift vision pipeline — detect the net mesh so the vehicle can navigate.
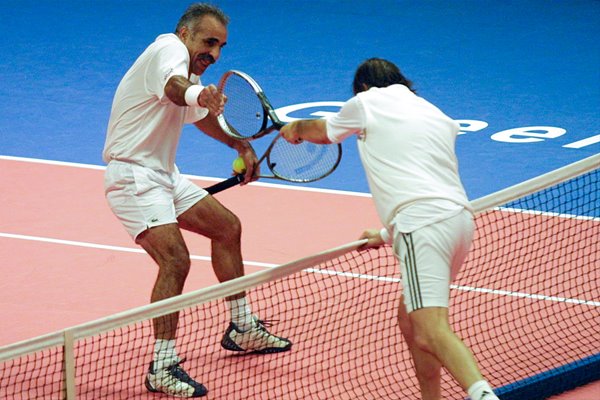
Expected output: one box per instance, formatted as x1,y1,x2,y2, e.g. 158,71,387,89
1,161,598,399
2,347,65,399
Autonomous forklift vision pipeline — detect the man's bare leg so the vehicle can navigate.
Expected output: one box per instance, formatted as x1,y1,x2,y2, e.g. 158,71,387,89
398,295,443,400
409,306,484,391
137,223,191,340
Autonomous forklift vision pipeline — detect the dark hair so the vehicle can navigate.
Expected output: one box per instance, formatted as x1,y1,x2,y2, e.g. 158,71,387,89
352,58,415,95
175,3,229,34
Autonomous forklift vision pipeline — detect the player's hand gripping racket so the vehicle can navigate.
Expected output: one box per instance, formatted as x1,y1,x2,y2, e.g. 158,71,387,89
215,70,284,140
205,70,342,194
206,133,342,194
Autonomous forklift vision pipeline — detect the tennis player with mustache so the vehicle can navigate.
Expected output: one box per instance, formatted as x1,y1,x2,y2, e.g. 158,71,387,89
103,4,291,397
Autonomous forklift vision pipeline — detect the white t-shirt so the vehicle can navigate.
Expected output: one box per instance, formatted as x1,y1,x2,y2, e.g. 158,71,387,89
326,84,473,233
103,33,208,172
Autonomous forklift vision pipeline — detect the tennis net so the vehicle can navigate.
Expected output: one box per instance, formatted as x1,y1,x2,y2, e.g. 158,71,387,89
1,153,598,399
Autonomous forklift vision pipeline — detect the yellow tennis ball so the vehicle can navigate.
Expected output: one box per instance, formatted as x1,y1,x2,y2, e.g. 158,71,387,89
232,157,246,173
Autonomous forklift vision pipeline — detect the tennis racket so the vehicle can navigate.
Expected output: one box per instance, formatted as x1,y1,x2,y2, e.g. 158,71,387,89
206,133,342,194
216,70,284,140
206,70,342,194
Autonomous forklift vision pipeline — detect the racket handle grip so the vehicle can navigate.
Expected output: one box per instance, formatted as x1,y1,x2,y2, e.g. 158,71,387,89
205,174,245,195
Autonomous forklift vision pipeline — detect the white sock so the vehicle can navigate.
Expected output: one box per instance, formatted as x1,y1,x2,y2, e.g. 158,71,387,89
153,339,179,371
227,297,253,331
467,380,499,400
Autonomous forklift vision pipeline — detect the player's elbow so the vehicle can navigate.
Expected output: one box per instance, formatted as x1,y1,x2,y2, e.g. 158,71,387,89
164,76,190,107
310,130,333,145
316,134,333,144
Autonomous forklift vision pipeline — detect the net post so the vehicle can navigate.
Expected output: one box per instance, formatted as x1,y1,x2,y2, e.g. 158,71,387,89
62,329,76,400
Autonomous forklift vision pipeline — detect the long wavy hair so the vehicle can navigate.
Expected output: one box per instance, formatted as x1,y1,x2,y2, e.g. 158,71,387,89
352,58,415,95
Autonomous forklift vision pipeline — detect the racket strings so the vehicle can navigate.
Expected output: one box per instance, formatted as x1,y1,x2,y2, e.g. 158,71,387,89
268,139,340,182
221,74,265,138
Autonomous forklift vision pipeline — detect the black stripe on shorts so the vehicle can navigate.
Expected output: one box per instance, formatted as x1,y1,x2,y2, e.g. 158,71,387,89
402,233,423,310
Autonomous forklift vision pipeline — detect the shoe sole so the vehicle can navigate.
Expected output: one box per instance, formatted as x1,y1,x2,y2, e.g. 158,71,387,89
144,376,208,398
221,341,292,354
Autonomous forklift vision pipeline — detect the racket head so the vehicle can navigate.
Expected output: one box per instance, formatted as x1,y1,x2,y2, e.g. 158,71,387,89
265,135,342,182
217,70,268,139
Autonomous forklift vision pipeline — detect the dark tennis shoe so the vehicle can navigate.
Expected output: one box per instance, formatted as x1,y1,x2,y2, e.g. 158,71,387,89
145,359,207,398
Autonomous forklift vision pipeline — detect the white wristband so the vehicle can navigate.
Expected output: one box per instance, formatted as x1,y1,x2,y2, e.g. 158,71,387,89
184,84,204,107
379,227,392,244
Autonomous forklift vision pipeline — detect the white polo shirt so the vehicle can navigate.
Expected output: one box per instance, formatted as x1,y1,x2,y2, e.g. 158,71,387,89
103,33,208,173
326,84,473,233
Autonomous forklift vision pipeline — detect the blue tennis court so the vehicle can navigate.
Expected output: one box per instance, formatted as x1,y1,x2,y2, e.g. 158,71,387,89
1,0,598,197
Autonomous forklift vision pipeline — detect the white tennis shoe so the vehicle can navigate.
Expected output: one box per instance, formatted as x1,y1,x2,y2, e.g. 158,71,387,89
221,316,292,353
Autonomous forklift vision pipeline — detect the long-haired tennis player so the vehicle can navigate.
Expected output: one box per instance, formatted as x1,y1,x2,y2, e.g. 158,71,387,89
281,58,499,400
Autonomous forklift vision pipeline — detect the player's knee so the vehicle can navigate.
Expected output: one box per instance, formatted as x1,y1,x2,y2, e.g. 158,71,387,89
161,254,192,280
412,332,436,354
413,323,454,356
220,213,242,242
231,213,242,235
411,322,446,355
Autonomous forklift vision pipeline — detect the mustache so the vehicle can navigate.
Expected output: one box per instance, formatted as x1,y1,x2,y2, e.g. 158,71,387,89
199,54,215,64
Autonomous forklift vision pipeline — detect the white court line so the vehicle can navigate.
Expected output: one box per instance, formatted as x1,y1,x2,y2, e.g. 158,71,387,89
5,155,598,218
498,206,600,222
0,232,277,269
2,232,598,307
0,155,372,197
2,156,598,306
306,267,600,307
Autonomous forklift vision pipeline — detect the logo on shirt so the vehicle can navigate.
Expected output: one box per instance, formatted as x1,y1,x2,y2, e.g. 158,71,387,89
163,67,174,82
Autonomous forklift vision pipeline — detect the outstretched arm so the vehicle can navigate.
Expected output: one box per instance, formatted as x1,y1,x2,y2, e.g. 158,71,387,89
280,119,332,145
164,75,225,116
358,228,386,250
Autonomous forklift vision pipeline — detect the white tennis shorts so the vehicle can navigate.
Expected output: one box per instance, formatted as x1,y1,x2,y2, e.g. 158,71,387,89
393,209,474,313
104,161,208,240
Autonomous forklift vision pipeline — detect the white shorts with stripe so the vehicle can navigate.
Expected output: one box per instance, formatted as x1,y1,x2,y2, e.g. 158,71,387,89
393,209,474,313
104,160,208,241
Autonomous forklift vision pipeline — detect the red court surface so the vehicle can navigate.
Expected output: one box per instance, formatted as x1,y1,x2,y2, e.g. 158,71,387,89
0,157,380,345
1,157,598,399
